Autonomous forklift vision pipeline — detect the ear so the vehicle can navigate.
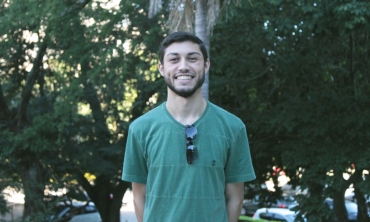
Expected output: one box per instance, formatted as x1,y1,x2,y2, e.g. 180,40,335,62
204,59,210,73
158,63,164,77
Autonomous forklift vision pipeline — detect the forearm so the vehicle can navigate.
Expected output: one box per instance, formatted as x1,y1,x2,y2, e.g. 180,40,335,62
226,197,243,222
225,182,244,222
132,182,146,222
133,197,145,222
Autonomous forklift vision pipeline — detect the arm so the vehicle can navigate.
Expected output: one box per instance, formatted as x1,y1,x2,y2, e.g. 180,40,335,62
132,182,146,222
225,182,244,222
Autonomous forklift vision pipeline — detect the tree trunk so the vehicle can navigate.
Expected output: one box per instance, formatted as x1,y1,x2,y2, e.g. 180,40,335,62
98,180,130,222
195,0,210,100
355,187,370,222
20,158,47,220
332,190,349,222
78,174,131,222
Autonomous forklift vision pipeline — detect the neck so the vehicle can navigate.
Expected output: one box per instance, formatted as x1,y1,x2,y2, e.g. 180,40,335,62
166,89,207,126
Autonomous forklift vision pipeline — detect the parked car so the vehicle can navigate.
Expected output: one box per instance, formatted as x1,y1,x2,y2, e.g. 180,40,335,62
48,201,98,222
241,195,297,216
252,208,306,222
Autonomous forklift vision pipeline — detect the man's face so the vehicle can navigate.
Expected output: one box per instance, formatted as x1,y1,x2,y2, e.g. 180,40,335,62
158,41,210,98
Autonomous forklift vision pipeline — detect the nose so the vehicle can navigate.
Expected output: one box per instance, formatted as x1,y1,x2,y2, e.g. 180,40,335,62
178,59,189,72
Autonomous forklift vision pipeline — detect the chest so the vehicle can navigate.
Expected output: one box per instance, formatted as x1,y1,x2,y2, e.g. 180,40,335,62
143,127,231,168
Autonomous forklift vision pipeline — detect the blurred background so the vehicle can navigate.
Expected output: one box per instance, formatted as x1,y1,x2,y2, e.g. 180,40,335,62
0,0,369,221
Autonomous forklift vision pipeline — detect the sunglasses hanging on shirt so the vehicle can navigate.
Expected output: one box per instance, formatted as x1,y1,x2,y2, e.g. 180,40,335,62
185,125,198,164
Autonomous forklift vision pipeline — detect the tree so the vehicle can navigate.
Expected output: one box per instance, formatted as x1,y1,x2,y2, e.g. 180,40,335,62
0,0,166,221
210,1,370,222
0,0,91,219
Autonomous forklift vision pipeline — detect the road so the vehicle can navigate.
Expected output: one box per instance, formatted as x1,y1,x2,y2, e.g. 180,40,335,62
120,201,137,222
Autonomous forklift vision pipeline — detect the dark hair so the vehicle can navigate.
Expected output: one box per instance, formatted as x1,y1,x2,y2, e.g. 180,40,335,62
158,31,208,64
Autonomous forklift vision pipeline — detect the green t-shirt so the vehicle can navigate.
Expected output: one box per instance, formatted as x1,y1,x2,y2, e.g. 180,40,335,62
122,101,255,222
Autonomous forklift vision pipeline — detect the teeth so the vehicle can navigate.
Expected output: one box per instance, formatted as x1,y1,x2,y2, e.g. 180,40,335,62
177,76,192,80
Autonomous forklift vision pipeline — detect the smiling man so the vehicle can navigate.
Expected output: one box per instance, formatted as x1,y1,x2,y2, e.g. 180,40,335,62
121,31,256,222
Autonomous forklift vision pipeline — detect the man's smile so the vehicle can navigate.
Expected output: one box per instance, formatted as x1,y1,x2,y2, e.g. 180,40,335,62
175,75,193,80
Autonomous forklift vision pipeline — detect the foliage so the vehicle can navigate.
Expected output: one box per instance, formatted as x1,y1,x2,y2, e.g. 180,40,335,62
211,0,370,221
0,0,166,221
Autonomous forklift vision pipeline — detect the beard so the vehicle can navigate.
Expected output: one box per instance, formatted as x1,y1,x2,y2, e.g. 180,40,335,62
164,71,205,98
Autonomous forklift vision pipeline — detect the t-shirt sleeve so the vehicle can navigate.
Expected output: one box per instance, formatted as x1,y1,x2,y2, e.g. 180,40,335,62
121,125,148,184
224,125,256,183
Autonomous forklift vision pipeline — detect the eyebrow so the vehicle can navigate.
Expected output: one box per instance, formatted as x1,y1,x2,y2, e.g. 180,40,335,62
166,52,201,57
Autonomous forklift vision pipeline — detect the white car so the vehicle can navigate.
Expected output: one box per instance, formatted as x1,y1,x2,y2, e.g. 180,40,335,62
252,208,306,222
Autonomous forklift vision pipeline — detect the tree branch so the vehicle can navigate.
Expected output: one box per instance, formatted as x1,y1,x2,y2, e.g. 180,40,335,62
247,63,273,82
16,0,92,129
60,0,92,17
17,41,47,128
0,83,10,121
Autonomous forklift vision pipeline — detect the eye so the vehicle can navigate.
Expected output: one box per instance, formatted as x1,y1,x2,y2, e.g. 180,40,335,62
188,57,198,61
169,58,179,62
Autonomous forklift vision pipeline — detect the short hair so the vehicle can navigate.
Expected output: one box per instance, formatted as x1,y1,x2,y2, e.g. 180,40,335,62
158,31,208,64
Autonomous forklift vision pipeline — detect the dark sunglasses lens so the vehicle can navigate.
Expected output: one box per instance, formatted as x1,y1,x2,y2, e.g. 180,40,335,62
187,148,193,164
185,125,197,140
186,145,195,164
187,145,197,164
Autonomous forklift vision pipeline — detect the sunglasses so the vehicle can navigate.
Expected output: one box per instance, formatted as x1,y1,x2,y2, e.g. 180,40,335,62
185,125,198,164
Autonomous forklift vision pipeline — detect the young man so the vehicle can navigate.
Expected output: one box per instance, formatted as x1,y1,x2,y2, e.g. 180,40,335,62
122,31,255,222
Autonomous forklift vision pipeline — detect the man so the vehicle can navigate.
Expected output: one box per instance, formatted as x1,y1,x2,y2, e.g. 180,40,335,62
122,31,255,222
